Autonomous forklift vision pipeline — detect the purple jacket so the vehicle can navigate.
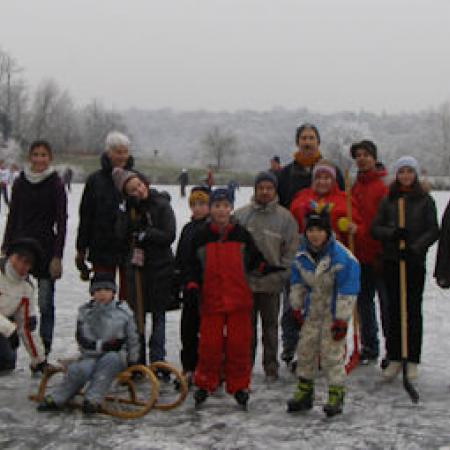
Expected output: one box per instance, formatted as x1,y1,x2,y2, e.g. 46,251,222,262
2,171,67,278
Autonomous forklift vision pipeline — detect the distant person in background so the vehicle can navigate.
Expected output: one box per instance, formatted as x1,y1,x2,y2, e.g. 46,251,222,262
2,140,67,356
76,131,134,301
227,179,239,204
0,160,10,212
10,164,20,184
206,169,214,190
269,155,282,176
63,167,73,193
178,168,189,197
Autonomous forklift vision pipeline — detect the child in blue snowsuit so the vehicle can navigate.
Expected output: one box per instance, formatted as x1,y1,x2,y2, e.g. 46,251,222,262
287,207,360,417
37,273,140,414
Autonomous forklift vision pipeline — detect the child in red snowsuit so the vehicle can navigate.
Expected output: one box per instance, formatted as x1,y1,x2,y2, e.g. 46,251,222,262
184,188,283,409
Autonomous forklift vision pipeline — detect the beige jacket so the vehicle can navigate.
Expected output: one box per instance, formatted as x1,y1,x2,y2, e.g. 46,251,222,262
234,196,299,293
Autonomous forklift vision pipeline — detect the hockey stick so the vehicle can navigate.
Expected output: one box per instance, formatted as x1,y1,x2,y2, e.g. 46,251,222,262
344,169,360,373
398,197,419,403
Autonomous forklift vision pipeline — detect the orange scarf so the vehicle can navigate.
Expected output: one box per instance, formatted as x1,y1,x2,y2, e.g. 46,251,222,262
293,150,322,168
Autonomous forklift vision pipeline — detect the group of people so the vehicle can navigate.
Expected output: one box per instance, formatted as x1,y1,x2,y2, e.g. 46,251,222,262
0,124,448,418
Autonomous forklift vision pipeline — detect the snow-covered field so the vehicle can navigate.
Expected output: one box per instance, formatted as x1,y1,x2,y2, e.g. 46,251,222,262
1,184,450,450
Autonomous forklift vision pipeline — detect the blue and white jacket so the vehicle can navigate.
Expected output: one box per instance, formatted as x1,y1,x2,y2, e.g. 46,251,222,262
290,235,360,322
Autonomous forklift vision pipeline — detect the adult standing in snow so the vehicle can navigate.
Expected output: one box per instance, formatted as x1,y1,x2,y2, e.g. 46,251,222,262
435,198,450,288
75,131,133,301
371,156,439,380
178,168,189,197
112,168,176,374
350,140,390,365
277,123,344,366
2,140,67,356
234,171,298,381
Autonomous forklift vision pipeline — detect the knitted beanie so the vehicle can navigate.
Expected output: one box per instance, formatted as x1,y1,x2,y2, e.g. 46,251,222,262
393,156,420,175
209,187,233,206
254,171,278,188
112,167,138,194
189,186,210,205
312,160,337,180
90,272,117,295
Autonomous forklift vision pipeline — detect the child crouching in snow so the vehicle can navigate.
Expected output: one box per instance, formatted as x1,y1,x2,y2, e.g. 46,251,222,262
287,207,360,417
184,188,284,409
37,273,140,414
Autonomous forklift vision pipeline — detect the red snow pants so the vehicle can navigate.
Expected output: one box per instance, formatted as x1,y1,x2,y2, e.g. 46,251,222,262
194,309,252,394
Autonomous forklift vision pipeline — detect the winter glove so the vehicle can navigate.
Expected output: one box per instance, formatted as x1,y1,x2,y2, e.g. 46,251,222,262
392,227,408,241
8,329,19,350
183,287,199,308
102,338,126,352
331,319,348,341
292,309,304,328
75,251,90,281
259,264,286,276
49,257,62,280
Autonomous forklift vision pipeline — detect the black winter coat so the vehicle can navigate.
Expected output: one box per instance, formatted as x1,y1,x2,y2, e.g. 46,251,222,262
118,189,176,313
76,153,134,266
371,185,439,267
277,160,344,208
434,200,450,285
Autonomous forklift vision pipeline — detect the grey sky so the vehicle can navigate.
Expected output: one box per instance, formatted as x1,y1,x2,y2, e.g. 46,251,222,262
1,0,449,113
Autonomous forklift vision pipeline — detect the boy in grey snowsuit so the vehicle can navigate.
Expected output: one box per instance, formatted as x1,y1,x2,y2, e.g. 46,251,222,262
286,207,360,417
38,273,140,414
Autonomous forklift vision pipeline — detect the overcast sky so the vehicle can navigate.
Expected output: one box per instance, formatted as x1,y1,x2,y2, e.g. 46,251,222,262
1,0,450,113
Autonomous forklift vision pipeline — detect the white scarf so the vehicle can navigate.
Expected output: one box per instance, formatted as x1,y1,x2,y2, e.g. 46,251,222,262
24,164,55,184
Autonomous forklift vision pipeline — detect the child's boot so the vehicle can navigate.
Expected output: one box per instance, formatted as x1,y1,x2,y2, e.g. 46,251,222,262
37,395,62,412
287,377,314,412
382,361,402,381
234,390,249,410
323,385,344,418
194,388,208,408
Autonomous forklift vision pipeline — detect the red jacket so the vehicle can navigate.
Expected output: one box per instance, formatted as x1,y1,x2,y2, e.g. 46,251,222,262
188,222,266,315
290,185,364,246
351,167,388,263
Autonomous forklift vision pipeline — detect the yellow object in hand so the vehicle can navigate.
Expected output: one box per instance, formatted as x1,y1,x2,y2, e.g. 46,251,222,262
337,217,350,232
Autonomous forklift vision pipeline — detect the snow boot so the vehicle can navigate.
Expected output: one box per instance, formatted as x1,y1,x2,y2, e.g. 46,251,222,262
323,385,344,418
37,395,62,412
234,390,249,410
194,389,208,408
287,377,314,412
382,361,402,381
406,362,418,380
281,349,294,366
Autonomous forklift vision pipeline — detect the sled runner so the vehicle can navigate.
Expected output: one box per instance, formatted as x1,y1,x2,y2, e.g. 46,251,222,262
30,359,188,418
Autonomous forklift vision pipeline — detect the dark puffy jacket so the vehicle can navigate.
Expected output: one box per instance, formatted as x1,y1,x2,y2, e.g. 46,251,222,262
76,153,134,266
277,159,344,208
118,189,176,313
371,184,439,267
434,200,450,285
2,171,67,278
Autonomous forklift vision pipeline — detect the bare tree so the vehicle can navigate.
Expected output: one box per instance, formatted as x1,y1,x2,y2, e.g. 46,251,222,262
201,126,237,170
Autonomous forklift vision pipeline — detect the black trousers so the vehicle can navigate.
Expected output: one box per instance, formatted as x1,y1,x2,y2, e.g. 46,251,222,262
180,303,200,372
383,260,425,363
0,335,16,371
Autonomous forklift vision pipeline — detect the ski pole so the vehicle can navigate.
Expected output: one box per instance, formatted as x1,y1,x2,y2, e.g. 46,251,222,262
398,197,419,403
344,169,360,373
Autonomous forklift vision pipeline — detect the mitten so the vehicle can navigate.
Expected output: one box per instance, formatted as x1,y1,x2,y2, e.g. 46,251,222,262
9,329,19,349
292,309,304,328
75,251,90,281
392,227,408,241
259,263,286,276
102,338,125,352
331,319,348,341
49,257,62,280
337,217,350,233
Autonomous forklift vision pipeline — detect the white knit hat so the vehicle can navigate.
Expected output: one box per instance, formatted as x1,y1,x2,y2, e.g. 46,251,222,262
393,156,420,175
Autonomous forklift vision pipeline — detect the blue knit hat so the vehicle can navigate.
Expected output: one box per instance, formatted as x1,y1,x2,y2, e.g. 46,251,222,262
209,187,233,206
393,156,420,175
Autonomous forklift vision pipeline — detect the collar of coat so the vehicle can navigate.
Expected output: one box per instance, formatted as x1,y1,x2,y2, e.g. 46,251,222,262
100,152,134,174
356,166,387,184
250,196,279,212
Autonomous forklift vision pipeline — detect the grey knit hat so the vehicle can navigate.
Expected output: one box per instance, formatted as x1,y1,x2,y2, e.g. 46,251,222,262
254,171,278,188
112,167,139,194
90,272,117,295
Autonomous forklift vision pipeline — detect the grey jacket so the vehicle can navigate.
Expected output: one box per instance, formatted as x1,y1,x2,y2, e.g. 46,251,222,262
76,299,140,364
234,196,299,293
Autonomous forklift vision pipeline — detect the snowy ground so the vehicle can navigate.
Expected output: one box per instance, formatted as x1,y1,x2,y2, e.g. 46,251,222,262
1,184,450,450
